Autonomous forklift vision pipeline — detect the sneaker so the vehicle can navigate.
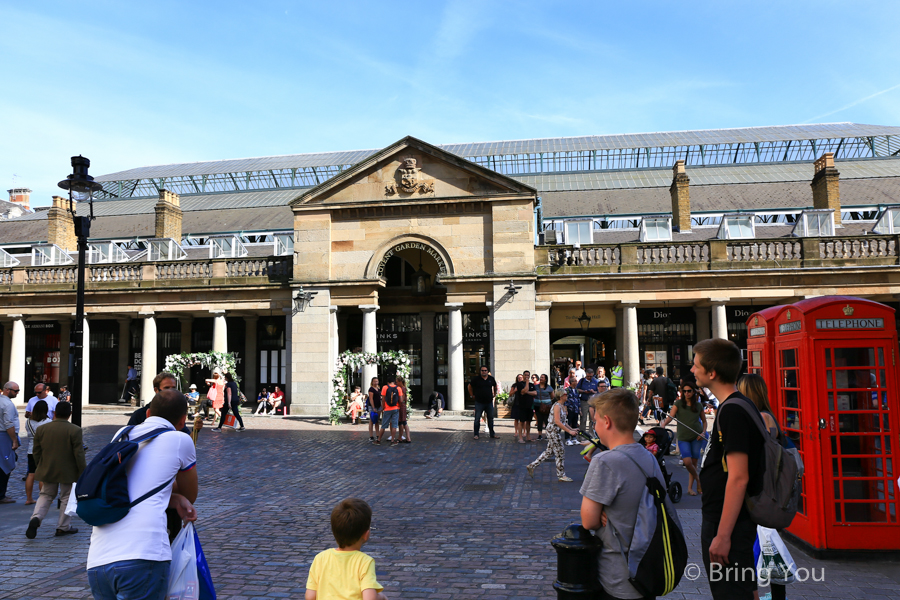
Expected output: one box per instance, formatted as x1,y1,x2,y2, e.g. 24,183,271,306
55,527,78,536
237,427,245,431
558,476,574,482
369,436,374,442
25,517,40,539
211,428,221,432
387,436,392,442
390,441,399,447
526,465,534,479
424,414,432,419
374,440,381,445
537,435,543,441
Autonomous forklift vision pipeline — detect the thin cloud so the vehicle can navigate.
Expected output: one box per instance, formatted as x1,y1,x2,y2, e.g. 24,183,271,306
803,83,900,123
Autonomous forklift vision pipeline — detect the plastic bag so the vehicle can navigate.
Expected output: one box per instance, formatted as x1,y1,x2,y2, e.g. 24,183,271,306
755,526,797,585
167,523,200,600
193,525,216,600
64,484,78,517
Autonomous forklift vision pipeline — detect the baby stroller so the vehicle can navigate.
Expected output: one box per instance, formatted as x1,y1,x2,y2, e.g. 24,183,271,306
644,426,682,504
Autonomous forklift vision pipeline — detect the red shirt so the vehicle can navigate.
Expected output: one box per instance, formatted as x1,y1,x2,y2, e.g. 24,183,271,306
380,384,403,411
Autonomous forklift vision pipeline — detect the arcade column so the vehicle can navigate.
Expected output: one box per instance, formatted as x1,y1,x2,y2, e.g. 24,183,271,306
711,300,729,340
243,316,258,398
360,305,379,392
535,301,552,377
81,317,91,405
491,280,537,390
178,317,192,387
329,307,339,377
211,310,228,353
289,288,332,415
117,318,132,395
622,302,640,386
8,316,24,404
447,303,464,411
140,313,156,404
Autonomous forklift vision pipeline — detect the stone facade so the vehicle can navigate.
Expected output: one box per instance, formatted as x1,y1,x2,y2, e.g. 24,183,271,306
154,189,183,240
812,152,841,224
47,195,76,250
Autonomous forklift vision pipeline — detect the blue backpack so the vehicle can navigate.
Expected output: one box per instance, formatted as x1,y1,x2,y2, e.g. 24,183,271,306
76,426,174,526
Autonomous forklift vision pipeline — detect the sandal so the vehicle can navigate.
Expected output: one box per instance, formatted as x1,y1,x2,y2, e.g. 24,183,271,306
687,490,698,496
474,435,480,440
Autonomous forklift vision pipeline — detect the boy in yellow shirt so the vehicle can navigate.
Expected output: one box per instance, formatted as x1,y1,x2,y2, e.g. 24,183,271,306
306,498,387,600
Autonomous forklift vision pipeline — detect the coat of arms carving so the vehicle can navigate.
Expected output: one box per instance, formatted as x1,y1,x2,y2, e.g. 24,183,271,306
385,157,435,195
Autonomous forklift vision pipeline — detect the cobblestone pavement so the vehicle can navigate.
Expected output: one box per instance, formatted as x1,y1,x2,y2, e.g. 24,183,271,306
2,412,899,599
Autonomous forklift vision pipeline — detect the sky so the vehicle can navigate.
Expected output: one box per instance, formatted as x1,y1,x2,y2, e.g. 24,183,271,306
1,0,899,207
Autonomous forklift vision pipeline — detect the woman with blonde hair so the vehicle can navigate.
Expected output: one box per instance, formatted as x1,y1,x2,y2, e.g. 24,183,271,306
396,376,412,443
526,387,579,482
737,373,780,436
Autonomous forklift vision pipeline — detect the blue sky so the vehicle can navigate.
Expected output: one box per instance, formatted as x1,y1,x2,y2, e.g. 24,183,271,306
2,0,899,207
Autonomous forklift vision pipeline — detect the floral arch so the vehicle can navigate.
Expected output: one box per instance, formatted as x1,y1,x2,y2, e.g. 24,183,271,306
330,350,411,425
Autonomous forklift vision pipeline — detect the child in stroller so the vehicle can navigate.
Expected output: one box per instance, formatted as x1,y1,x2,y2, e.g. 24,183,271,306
640,426,683,503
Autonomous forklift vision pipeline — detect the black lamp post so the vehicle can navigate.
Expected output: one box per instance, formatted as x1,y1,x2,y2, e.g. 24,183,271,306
577,303,591,332
292,286,318,315
57,156,102,427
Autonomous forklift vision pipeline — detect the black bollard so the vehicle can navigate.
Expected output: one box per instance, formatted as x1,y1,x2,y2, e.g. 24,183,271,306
551,522,600,599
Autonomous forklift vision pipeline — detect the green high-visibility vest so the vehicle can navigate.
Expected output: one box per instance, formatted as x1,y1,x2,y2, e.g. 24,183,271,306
611,366,624,386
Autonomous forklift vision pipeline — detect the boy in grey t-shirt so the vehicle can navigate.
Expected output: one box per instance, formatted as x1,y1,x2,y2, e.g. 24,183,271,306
580,388,679,600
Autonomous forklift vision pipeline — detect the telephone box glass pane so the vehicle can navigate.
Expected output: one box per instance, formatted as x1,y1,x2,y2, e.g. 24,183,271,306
784,370,798,388
751,351,761,367
784,389,799,409
781,349,797,368
784,410,801,430
878,348,885,366
833,347,876,367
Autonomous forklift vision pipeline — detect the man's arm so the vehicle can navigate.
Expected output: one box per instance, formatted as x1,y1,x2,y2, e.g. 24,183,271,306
305,591,317,600
73,427,86,476
175,466,198,504
5,426,18,451
362,590,388,600
467,383,473,399
708,451,750,565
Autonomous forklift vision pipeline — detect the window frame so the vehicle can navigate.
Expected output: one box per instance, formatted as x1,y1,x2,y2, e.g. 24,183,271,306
31,244,74,266
564,220,594,247
274,233,294,256
792,209,835,238
146,238,187,262
639,216,673,242
872,206,900,235
717,214,756,240
209,235,248,259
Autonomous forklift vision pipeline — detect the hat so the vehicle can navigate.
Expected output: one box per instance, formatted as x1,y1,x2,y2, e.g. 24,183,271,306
189,384,197,389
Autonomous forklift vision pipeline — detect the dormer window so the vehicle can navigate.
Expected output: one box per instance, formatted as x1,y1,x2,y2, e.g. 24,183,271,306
209,235,248,259
564,220,593,247
88,241,130,264
717,214,756,240
792,210,835,237
32,244,74,266
147,238,187,261
274,233,294,256
872,206,900,234
0,248,20,267
640,216,672,242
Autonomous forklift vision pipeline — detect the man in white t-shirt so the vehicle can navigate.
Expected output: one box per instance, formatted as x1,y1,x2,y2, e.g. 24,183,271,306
25,384,58,420
86,389,198,600
573,360,586,382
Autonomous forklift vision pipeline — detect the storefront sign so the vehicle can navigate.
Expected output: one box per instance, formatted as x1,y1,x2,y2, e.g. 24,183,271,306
376,242,447,277
549,307,616,329
749,326,766,337
464,330,489,342
816,318,884,330
779,321,802,334
377,332,400,342
637,307,696,325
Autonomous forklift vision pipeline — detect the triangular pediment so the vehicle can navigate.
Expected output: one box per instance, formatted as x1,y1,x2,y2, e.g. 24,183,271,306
291,136,535,208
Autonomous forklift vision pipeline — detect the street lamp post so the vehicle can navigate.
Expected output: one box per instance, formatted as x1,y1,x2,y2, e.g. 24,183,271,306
57,156,102,427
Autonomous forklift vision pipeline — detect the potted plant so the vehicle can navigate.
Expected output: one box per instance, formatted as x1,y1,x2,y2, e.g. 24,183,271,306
496,390,511,418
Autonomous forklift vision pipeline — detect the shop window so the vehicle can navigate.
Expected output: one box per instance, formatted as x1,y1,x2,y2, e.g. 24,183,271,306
0,248,20,267
147,238,187,261
274,233,294,256
209,235,248,259
717,214,755,239
88,241,130,264
639,217,672,242
792,210,835,237
872,206,900,235
564,220,593,247
32,244,74,266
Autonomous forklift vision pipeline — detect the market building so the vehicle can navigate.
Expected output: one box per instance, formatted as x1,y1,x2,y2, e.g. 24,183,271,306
1,123,899,413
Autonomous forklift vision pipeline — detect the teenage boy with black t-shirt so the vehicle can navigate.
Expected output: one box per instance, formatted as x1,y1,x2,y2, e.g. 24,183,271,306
692,338,764,600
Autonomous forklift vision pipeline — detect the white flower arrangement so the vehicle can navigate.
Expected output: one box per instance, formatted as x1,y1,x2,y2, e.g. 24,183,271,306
329,349,412,425
163,351,241,389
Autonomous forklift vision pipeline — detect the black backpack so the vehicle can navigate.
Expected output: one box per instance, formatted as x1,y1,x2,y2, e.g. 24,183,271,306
607,449,688,597
383,385,400,408
664,378,678,406
75,426,174,526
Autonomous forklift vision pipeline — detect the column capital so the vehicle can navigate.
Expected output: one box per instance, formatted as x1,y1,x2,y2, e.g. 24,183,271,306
535,301,552,310
445,302,463,309
358,305,380,313
620,301,640,307
209,310,226,315
709,297,731,304
485,301,494,308
329,306,340,314
138,311,155,317
7,314,23,319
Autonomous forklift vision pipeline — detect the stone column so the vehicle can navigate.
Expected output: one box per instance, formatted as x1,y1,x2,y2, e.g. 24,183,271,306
140,313,157,404
1,321,13,384
360,305,379,391
211,311,227,354
329,307,339,377
8,316,24,404
116,318,131,394
290,288,332,415
694,307,711,342
81,317,91,405
614,307,624,363
447,303,464,411
535,301,551,378
711,301,729,340
243,316,258,397
59,319,71,389
420,311,435,402
485,301,496,375
622,302,640,387
178,318,192,386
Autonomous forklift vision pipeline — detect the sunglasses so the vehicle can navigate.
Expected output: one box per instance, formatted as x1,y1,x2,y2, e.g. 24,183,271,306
682,389,694,393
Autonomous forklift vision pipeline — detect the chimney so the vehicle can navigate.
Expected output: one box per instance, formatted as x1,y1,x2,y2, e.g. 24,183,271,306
7,188,31,210
811,152,841,225
670,160,691,232
47,196,76,251
155,189,182,241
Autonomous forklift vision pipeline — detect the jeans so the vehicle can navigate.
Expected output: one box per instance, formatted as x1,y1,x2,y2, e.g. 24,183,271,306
473,402,495,436
0,455,13,498
217,398,245,429
88,559,170,600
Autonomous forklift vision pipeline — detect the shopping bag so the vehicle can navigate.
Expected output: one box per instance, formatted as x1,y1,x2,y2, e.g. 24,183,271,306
64,484,78,517
167,523,200,600
755,526,797,585
193,525,217,600
223,414,237,428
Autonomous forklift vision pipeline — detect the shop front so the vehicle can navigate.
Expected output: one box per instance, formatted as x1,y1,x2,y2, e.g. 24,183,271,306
435,312,490,406
637,307,695,380
377,313,423,405
549,305,615,380
25,321,60,395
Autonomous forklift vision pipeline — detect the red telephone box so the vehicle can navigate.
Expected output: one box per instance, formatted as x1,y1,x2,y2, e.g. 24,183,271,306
746,305,789,398
766,296,900,552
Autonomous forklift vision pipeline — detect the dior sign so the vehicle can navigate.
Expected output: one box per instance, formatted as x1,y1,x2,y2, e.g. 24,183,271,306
376,242,448,278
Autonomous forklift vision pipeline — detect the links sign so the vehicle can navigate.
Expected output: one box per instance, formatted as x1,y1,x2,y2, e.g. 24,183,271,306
377,242,447,277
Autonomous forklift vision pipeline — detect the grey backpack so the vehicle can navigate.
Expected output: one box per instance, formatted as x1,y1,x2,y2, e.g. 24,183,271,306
731,397,804,530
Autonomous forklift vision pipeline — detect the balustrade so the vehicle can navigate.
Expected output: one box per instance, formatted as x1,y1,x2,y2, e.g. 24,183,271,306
25,266,77,284
89,264,143,282
820,237,896,260
156,261,212,280
226,257,291,278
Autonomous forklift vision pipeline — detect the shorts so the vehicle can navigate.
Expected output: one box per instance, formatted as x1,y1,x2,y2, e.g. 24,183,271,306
28,453,36,474
678,438,707,460
702,515,757,599
369,410,380,425
382,409,400,430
